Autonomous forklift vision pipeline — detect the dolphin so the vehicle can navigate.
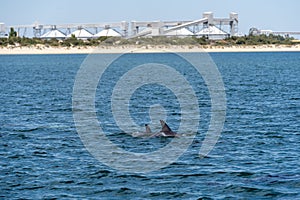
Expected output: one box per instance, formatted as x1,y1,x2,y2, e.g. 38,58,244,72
131,124,153,138
150,120,178,137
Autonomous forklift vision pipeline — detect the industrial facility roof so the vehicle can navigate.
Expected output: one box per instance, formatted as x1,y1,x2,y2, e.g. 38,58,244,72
165,28,194,36
196,25,228,35
94,28,122,37
67,28,93,38
41,29,66,39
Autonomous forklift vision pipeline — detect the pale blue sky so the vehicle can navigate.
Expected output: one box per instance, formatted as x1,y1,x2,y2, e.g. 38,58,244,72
1,0,299,34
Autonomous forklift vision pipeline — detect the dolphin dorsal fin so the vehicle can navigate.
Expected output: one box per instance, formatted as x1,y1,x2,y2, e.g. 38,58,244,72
160,120,172,132
145,124,152,133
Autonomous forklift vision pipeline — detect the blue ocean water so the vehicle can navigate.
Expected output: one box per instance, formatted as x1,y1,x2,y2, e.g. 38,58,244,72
0,52,299,199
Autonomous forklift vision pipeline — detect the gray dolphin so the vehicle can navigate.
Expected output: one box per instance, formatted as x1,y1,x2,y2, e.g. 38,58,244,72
150,120,178,137
131,124,153,138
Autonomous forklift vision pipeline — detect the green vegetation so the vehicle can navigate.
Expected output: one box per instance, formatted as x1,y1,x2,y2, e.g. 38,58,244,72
9,27,17,38
222,34,295,46
0,33,296,48
113,36,198,46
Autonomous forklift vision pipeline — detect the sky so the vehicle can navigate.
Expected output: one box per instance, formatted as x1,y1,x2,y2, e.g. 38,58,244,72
1,0,300,35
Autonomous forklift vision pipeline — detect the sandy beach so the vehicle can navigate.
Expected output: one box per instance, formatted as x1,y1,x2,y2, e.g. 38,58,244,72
0,44,300,54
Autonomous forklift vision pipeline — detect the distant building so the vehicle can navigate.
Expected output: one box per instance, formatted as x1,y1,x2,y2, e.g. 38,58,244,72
94,28,122,37
196,25,229,40
0,23,5,33
249,27,273,36
41,29,66,39
0,23,8,38
165,28,194,37
67,28,93,39
4,12,240,40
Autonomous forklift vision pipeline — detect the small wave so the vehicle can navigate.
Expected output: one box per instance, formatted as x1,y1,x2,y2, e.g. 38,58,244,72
32,150,48,157
148,191,189,199
223,184,284,198
13,127,41,133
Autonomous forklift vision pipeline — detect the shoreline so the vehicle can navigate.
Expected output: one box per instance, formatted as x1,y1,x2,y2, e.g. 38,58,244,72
0,44,300,54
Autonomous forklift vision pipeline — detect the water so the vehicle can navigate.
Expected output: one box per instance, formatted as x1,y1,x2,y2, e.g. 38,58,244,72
0,52,299,199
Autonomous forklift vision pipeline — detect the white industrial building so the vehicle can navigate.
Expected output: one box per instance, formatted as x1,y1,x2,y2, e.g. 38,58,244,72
41,29,66,39
135,27,194,37
94,28,122,37
196,25,229,40
67,28,93,39
0,23,8,38
4,12,242,39
164,28,194,37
